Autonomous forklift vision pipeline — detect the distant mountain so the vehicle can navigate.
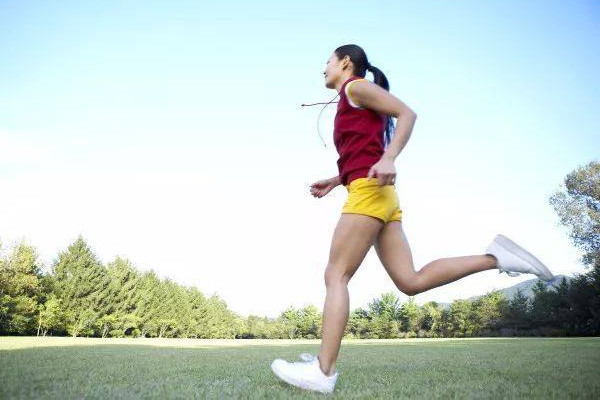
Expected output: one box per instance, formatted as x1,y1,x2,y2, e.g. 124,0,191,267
435,274,573,309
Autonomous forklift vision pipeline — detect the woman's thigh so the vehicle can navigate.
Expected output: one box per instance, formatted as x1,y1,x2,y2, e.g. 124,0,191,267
373,221,417,292
325,213,384,284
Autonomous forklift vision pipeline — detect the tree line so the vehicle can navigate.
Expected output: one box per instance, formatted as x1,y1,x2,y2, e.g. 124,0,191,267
0,235,597,339
1,160,598,339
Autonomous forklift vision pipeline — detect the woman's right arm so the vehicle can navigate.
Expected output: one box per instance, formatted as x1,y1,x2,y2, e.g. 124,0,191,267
310,175,342,198
329,175,341,186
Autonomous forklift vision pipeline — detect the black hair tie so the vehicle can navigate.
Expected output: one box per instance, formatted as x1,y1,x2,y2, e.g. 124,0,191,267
366,62,373,70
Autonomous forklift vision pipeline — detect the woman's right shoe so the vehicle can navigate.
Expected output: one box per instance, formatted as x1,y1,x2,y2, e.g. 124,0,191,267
271,354,338,394
299,353,316,362
485,234,554,282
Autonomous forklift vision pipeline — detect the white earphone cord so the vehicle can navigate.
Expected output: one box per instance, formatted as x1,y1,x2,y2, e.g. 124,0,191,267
301,93,340,148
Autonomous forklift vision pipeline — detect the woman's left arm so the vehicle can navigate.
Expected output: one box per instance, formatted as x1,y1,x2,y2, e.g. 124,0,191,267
349,80,417,161
349,80,417,186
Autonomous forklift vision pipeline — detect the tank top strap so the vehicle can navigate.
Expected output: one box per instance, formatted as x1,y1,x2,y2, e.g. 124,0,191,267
340,76,367,108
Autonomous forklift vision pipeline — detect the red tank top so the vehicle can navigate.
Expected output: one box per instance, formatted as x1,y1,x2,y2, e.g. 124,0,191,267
333,76,386,186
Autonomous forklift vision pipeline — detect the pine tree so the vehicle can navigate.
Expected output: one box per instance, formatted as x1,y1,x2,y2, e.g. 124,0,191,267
0,240,44,335
504,287,530,332
51,235,111,337
531,280,556,329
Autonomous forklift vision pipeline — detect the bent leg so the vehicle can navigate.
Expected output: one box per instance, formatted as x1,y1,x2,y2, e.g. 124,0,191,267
374,221,497,296
318,213,384,375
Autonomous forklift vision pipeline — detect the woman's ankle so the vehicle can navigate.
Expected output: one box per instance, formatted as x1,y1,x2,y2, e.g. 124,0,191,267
317,354,336,376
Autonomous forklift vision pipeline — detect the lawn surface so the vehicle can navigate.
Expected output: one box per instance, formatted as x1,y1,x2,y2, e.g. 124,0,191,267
1,336,599,399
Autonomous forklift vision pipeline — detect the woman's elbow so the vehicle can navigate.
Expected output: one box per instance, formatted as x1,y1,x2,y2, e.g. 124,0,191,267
397,107,417,120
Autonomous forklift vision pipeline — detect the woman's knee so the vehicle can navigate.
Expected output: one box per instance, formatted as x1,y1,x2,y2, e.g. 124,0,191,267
323,263,353,287
402,285,421,296
393,276,422,296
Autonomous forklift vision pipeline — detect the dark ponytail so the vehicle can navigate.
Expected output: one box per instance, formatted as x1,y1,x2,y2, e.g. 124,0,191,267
335,44,396,148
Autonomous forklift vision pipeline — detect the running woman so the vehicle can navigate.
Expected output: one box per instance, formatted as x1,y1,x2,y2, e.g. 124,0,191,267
270,44,554,394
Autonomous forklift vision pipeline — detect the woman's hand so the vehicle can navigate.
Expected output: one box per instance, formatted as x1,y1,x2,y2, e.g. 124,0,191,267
367,156,396,186
310,176,340,198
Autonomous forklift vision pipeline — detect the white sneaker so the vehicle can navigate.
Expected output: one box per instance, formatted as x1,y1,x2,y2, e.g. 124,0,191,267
271,354,338,394
485,234,554,282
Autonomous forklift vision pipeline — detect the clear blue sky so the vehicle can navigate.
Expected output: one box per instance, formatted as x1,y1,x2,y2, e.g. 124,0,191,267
1,1,598,317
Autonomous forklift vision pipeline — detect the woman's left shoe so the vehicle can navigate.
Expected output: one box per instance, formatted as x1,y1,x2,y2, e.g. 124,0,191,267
271,354,338,394
485,233,554,282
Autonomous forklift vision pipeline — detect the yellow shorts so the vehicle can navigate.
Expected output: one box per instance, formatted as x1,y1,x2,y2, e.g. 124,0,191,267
342,177,403,223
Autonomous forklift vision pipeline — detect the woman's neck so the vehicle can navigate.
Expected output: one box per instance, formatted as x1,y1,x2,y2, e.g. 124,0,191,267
334,73,355,93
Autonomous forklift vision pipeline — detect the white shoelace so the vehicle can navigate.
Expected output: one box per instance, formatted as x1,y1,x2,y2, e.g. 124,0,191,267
500,269,522,277
299,352,317,362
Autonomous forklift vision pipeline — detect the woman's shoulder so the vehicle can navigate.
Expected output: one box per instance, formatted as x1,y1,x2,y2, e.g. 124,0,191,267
344,77,370,108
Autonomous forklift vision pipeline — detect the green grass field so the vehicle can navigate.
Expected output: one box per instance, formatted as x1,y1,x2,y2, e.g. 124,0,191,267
1,336,599,399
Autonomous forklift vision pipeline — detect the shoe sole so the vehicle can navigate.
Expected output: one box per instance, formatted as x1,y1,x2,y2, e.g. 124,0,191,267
494,234,554,282
270,362,332,394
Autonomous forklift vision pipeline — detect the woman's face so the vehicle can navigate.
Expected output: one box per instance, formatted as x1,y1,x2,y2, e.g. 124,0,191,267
323,52,348,89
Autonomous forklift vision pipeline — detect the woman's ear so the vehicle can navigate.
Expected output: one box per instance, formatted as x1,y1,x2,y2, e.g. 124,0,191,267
341,55,351,70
